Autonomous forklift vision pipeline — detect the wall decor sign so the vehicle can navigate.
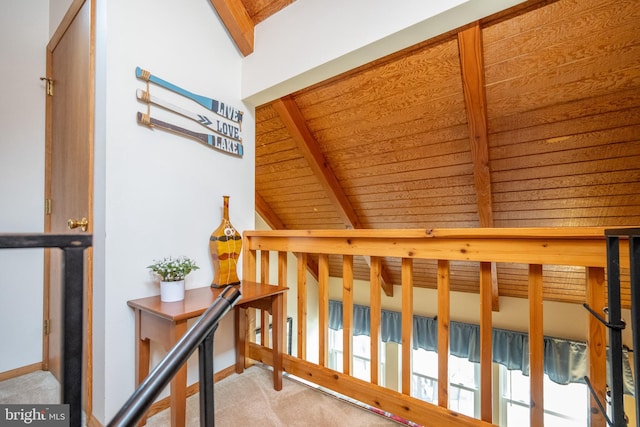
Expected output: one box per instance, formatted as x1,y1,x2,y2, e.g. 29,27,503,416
135,66,244,158
136,112,244,157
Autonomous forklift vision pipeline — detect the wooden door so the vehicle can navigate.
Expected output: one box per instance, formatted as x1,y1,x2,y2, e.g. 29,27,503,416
43,0,93,412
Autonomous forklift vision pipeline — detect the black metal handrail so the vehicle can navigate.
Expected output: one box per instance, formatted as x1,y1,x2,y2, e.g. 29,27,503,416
108,286,241,427
584,227,640,427
606,228,639,427
0,233,93,427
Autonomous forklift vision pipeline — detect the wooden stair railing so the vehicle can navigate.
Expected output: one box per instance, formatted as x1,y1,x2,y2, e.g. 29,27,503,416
242,228,633,427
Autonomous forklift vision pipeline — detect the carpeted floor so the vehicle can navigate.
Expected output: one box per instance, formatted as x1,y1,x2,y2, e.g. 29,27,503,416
147,366,402,426
0,367,403,426
0,370,59,404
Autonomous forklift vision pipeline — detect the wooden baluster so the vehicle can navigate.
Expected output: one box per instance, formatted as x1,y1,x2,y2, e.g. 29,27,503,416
401,258,413,395
529,264,544,427
370,256,382,385
278,251,288,353
260,250,270,347
479,261,493,422
297,253,307,360
242,240,257,370
437,259,450,407
242,237,256,281
586,267,607,427
318,254,329,367
343,255,354,375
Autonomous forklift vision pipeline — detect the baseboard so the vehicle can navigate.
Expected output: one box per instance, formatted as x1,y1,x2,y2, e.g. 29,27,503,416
0,362,43,381
86,413,102,427
145,364,237,419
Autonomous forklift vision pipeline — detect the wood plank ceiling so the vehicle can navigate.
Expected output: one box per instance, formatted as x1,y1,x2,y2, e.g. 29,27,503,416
213,0,640,307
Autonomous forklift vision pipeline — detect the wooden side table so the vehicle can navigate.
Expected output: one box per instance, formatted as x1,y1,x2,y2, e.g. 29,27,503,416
127,280,288,427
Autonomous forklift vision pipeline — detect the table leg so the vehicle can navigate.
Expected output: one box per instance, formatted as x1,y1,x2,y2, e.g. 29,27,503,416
235,306,246,374
169,366,187,427
169,320,188,427
134,309,150,426
272,293,284,391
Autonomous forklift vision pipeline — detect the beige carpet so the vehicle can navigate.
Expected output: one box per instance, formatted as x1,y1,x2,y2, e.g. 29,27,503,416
0,370,60,404
147,366,402,426
1,368,402,426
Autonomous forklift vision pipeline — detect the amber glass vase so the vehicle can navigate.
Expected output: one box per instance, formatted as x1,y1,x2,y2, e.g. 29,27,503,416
210,195,242,287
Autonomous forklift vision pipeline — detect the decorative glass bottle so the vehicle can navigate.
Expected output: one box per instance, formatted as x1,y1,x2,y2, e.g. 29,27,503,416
210,195,242,287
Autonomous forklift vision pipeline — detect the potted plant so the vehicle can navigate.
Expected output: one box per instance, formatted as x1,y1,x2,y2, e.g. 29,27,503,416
147,256,199,302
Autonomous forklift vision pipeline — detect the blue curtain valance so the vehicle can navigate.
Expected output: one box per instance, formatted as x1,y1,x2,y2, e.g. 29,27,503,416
328,300,634,394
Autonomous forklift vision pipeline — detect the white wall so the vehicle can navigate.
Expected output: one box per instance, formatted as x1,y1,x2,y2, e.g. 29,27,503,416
93,0,254,421
242,0,526,105
49,0,73,38
0,0,49,373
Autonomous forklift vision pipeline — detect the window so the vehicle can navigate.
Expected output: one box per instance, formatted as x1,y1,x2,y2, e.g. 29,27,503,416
328,329,384,386
254,317,293,355
411,348,438,403
328,328,343,371
448,355,479,418
412,349,479,418
352,335,376,382
499,365,588,427
329,328,589,426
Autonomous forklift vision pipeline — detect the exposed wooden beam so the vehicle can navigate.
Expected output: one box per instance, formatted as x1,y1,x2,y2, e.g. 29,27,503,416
209,0,254,56
256,191,319,281
244,0,295,25
272,96,362,229
363,256,394,297
458,23,500,311
303,256,320,283
380,267,394,296
458,23,494,227
272,96,394,296
256,191,285,230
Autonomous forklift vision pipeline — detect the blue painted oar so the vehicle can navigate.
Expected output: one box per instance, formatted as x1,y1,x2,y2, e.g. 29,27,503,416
136,112,243,158
135,67,243,125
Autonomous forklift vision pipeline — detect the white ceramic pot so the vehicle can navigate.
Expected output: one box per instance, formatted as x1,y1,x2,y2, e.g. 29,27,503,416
160,279,185,302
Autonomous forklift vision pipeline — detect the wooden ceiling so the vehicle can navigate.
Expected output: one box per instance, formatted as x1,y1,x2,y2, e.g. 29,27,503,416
209,0,294,55
214,0,640,305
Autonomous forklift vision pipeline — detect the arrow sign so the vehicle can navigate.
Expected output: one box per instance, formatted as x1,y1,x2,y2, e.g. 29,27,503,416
198,115,212,126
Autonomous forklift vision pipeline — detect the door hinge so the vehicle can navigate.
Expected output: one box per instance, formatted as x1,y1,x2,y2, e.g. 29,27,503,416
40,77,53,96
43,319,50,336
44,198,52,215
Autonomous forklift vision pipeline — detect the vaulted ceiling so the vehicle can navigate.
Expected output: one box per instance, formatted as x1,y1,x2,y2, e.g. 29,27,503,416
211,0,640,305
209,0,294,55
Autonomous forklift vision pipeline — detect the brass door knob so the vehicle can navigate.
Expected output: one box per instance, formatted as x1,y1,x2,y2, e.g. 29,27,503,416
67,217,88,232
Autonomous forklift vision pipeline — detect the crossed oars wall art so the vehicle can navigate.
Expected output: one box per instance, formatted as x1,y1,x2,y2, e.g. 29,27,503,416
135,66,244,158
